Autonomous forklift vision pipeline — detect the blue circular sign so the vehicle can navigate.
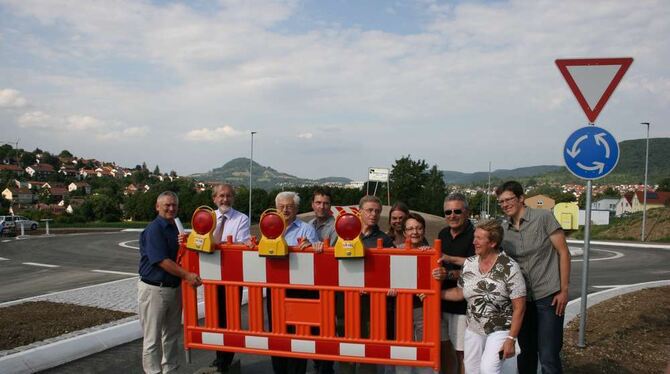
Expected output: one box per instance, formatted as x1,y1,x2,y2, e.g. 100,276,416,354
563,126,619,180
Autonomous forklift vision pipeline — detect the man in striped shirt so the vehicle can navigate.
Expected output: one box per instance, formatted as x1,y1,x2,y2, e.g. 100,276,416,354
496,181,571,374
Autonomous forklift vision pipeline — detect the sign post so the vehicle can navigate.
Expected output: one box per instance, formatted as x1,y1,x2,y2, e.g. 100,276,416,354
556,57,633,348
368,167,391,205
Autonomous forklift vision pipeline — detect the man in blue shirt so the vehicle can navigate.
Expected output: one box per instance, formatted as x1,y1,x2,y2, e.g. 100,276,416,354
269,191,321,374
138,191,202,374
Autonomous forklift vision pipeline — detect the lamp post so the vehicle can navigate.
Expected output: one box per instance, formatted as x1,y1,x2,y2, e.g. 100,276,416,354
249,131,257,225
641,122,650,241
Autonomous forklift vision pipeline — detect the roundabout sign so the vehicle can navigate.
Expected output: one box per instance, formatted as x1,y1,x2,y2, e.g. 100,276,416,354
563,126,619,180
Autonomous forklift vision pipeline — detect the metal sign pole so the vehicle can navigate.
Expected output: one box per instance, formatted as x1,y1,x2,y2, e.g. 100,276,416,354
578,179,593,347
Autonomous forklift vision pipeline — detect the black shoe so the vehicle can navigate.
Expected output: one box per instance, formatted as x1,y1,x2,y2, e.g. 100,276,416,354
210,359,228,373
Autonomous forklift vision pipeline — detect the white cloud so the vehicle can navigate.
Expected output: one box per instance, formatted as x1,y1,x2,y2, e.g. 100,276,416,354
0,88,28,108
66,115,104,130
18,111,56,128
185,126,242,142
97,126,149,140
297,132,313,139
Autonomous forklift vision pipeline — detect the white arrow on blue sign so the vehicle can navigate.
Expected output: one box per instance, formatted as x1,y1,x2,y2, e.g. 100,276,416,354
563,126,619,180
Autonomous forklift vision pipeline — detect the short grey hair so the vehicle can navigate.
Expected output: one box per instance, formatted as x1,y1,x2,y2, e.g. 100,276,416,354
444,192,468,210
211,183,235,198
275,191,300,206
158,190,179,205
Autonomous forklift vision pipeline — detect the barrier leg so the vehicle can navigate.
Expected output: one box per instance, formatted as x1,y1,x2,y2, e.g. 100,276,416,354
344,291,361,339
369,292,387,340
248,286,264,332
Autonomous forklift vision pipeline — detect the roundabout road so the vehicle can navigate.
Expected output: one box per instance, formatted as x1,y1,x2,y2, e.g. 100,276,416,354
1,232,669,304
0,231,140,303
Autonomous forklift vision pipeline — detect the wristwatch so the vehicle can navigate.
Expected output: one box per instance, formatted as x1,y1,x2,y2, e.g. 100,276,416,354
506,336,517,342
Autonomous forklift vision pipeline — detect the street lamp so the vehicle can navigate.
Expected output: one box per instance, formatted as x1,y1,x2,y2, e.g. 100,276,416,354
249,131,257,225
641,122,650,241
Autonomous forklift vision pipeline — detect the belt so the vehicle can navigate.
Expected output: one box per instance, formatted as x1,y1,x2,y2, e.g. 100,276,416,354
141,278,180,288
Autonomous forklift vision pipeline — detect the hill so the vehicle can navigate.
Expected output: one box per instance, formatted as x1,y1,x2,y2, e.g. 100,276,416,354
445,138,670,185
189,157,352,189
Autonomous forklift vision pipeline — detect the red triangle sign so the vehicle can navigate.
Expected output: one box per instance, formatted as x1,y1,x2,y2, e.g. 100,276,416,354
555,57,633,123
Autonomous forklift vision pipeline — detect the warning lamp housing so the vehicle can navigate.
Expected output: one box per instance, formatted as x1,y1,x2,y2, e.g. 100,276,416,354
186,206,217,253
258,209,289,257
334,212,364,259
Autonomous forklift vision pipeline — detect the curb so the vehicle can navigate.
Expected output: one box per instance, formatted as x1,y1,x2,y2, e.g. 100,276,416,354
564,279,670,327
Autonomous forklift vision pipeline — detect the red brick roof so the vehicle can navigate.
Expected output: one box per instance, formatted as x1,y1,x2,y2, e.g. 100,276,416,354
635,191,670,205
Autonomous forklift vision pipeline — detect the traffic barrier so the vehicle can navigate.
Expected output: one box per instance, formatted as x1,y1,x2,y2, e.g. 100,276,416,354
180,237,442,371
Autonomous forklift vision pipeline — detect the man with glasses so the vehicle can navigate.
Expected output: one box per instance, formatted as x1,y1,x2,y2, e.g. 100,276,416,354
495,181,570,374
359,195,394,248
436,192,474,374
269,191,321,374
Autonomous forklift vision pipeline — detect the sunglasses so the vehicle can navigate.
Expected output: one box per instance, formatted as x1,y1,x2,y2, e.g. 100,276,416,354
444,209,463,216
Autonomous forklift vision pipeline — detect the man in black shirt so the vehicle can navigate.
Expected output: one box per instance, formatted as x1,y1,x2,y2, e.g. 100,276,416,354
437,192,475,374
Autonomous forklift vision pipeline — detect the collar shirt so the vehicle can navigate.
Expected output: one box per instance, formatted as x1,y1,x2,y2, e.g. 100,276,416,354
309,215,338,247
501,207,562,300
437,220,475,314
138,216,180,286
215,208,251,244
284,218,320,246
360,225,395,248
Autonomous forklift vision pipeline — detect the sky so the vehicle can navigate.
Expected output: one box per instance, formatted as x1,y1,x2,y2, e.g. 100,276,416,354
0,0,668,181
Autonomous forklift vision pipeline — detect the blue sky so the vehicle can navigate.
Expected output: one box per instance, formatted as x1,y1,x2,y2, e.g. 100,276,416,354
1,0,668,180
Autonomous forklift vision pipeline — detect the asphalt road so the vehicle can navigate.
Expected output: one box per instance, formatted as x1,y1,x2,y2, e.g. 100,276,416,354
0,231,140,302
1,231,668,373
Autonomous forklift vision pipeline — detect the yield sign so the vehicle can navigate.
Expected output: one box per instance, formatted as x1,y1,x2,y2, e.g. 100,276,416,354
555,58,633,123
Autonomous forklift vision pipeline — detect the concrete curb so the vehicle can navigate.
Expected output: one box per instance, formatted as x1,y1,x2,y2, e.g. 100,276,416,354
564,279,670,327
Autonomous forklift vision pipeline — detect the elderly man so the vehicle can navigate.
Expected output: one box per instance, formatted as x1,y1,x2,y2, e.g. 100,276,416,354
138,191,202,374
210,183,250,373
270,191,321,374
437,193,475,374
496,181,571,374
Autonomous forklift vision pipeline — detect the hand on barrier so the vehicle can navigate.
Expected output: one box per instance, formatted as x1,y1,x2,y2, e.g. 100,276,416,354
178,233,189,246
184,272,202,288
417,245,432,251
311,241,324,253
387,288,397,297
432,266,447,281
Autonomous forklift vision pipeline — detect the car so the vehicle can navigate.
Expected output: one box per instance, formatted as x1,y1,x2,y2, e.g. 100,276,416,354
0,215,39,231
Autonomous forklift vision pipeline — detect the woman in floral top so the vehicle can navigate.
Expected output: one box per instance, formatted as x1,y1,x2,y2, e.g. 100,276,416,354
441,219,526,374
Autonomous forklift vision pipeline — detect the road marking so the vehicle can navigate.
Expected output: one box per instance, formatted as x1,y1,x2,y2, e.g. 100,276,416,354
2,240,11,243
92,269,137,276
0,257,9,261
22,262,60,268
571,248,624,262
119,240,139,250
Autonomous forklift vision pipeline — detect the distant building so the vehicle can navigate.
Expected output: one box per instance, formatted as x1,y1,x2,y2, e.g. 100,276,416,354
591,198,619,215
631,190,670,213
2,187,34,204
524,194,555,210
615,193,634,217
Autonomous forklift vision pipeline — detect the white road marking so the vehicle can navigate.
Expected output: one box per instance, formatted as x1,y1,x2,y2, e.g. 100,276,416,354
2,240,11,243
92,269,137,276
0,257,9,261
119,240,139,250
22,262,60,268
571,248,624,262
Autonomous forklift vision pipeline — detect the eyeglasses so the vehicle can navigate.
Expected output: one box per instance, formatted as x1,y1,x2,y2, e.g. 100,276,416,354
444,209,463,216
404,226,424,232
497,196,518,206
277,204,296,211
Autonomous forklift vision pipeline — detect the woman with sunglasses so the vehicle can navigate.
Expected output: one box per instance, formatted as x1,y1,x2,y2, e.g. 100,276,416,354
441,220,526,374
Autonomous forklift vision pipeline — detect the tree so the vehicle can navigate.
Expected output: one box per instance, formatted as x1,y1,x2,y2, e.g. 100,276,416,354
389,155,429,210
59,150,74,159
657,177,670,192
419,165,446,215
153,165,160,175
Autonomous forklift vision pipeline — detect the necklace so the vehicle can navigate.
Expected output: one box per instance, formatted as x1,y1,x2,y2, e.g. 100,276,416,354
478,252,499,274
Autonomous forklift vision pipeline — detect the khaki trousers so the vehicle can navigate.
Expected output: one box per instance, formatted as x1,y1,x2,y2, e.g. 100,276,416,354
138,280,182,374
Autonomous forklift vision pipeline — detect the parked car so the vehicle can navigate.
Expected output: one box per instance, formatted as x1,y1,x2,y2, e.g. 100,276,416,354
0,215,39,231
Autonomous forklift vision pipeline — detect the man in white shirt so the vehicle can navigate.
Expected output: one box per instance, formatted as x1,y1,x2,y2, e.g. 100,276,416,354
210,183,250,373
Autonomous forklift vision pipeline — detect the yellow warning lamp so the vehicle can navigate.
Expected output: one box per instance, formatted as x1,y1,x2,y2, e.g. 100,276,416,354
258,209,289,257
186,206,216,253
334,212,364,259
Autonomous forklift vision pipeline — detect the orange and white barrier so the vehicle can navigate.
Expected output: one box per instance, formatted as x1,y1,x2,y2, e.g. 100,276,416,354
180,238,442,371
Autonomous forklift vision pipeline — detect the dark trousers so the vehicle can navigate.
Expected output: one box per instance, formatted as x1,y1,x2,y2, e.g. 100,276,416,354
214,286,241,371
517,294,565,374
